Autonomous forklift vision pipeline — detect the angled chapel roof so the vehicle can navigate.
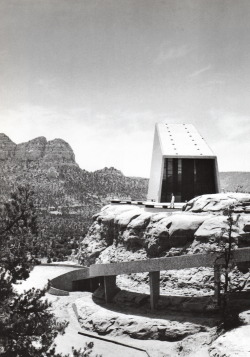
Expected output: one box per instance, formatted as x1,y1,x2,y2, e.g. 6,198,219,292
156,123,215,157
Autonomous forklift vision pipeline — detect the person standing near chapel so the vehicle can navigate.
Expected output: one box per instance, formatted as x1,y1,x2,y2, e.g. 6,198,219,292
170,193,175,208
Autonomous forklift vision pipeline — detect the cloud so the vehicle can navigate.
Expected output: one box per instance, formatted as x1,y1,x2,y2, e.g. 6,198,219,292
200,79,224,88
155,45,190,64
210,110,250,141
188,65,211,78
0,105,158,177
208,110,250,171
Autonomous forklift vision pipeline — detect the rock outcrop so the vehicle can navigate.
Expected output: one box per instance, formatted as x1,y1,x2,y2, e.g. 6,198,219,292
76,294,210,341
43,139,76,164
15,137,47,161
94,167,124,177
78,193,250,266
77,193,250,295
0,134,77,165
183,193,250,213
0,133,16,160
209,324,250,357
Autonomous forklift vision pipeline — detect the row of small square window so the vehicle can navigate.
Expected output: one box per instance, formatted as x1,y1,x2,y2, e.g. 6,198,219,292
165,125,203,155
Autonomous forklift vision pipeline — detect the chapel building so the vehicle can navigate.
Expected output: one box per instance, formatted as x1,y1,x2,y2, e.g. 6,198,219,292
147,123,220,203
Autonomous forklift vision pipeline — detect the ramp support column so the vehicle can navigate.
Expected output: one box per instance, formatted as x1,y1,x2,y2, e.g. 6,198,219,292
104,275,117,303
149,271,160,310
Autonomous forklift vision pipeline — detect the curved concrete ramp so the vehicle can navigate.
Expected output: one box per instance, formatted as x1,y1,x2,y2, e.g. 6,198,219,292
50,266,89,291
45,248,250,310
15,264,85,293
48,287,70,296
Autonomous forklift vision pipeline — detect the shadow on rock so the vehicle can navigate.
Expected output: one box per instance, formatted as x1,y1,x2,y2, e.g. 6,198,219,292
92,286,219,328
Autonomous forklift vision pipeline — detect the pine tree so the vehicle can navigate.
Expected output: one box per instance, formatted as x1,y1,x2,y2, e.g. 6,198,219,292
0,185,99,357
0,185,39,283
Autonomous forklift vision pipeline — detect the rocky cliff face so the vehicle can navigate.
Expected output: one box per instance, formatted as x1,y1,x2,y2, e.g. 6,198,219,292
14,136,47,161
78,193,250,265
43,139,76,164
0,133,16,160
0,134,76,165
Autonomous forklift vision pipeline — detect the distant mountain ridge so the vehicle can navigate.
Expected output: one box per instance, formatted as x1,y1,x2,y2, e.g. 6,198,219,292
220,172,250,193
0,133,76,164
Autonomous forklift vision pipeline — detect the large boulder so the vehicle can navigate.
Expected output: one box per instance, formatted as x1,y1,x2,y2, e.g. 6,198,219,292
183,193,250,213
189,215,250,254
144,212,211,257
122,212,154,248
76,296,208,341
78,198,250,265
78,205,143,265
94,204,140,224
195,216,241,241
96,244,148,264
209,325,250,357
78,204,212,262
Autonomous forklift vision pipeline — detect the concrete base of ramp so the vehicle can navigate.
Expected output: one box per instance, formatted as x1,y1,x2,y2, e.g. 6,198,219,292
48,287,69,296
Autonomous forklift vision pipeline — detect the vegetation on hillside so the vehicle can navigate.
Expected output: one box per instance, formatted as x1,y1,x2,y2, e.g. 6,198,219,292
220,172,250,193
0,154,148,262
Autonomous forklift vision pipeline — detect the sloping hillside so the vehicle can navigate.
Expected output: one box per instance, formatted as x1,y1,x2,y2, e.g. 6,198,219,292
220,172,250,192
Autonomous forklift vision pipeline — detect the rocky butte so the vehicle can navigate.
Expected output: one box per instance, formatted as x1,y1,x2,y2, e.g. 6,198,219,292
78,193,250,266
0,133,77,166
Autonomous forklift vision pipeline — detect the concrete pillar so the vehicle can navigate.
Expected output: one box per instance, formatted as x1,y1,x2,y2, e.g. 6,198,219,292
104,275,117,303
214,264,221,306
149,271,160,310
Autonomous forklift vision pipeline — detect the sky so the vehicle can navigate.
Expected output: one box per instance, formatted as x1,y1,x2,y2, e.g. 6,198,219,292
0,0,250,177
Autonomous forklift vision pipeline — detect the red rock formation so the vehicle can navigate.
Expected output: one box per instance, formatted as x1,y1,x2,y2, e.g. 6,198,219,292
15,137,47,161
43,139,76,164
0,133,16,160
0,134,76,166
